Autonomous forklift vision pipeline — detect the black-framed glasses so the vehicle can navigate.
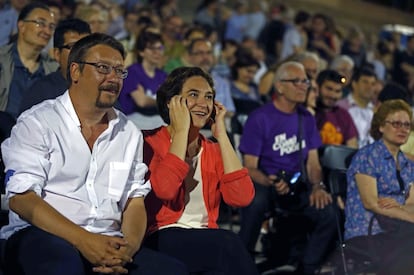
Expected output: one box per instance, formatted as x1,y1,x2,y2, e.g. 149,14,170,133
23,19,56,31
146,45,165,52
384,120,411,130
77,62,128,79
59,42,76,50
279,78,310,86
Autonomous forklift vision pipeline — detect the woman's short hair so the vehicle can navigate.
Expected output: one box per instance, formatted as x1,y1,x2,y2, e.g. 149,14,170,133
157,67,215,124
230,49,260,80
134,28,163,63
370,99,413,140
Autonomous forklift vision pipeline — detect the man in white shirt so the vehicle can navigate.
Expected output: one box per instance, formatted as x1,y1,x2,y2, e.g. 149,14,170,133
0,33,187,275
337,67,377,148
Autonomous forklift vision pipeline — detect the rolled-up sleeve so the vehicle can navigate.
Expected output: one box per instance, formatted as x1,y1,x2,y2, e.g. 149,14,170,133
123,133,151,203
2,117,50,200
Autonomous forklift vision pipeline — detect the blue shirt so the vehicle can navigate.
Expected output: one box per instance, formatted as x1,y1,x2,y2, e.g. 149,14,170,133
211,71,235,113
5,44,46,118
344,140,414,240
0,5,18,46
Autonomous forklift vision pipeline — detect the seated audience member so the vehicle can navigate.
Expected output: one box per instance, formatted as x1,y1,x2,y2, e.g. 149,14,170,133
163,25,206,73
19,18,91,114
376,82,414,160
119,28,167,130
230,50,262,110
0,33,187,275
293,51,321,80
305,77,319,116
238,61,336,275
315,69,358,147
143,67,258,275
212,38,239,79
329,54,354,96
344,99,414,274
337,67,377,148
0,0,28,47
74,4,108,34
280,10,311,61
307,13,339,63
0,2,58,119
187,38,236,117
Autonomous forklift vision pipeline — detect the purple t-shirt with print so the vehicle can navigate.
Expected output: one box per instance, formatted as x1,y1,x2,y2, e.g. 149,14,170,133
119,62,167,115
239,103,322,175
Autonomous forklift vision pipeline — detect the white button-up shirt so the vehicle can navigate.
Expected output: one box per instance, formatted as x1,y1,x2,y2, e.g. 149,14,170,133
0,91,151,239
337,94,375,148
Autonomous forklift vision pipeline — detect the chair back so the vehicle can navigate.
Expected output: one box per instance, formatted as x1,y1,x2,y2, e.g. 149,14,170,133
320,145,357,197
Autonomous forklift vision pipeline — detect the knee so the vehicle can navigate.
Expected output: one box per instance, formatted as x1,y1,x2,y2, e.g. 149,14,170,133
317,204,337,226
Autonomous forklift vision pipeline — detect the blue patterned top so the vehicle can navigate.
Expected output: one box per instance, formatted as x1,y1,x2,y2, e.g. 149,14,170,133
344,140,414,240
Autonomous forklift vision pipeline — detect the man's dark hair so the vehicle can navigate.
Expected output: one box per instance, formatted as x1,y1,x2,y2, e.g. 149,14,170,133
231,49,260,80
134,28,163,63
294,11,310,25
156,67,215,124
316,69,345,87
67,33,125,86
18,2,50,21
378,81,412,105
53,19,91,49
351,66,377,83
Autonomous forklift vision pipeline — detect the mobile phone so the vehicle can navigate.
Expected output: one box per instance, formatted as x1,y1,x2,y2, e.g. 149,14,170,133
210,106,216,122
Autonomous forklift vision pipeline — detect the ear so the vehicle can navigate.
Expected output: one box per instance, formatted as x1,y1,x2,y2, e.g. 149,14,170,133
17,20,25,33
53,48,61,63
275,81,283,95
69,62,80,84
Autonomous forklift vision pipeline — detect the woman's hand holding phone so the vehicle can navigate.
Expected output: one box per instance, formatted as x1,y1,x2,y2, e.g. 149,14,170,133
211,101,227,141
168,95,190,134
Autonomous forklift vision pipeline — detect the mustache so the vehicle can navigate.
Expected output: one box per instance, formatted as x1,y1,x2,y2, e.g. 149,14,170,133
99,84,120,92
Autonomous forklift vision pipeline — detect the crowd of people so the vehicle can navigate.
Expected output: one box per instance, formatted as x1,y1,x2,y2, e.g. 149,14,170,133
1,0,414,274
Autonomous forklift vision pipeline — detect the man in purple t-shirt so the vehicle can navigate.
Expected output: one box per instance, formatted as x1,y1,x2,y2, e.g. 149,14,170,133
315,69,358,148
238,61,336,275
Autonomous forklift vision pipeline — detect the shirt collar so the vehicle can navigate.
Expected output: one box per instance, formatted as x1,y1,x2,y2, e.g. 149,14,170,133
58,91,121,131
378,139,410,168
347,94,374,110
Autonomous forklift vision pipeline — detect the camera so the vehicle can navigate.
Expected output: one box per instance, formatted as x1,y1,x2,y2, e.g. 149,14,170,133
273,170,301,195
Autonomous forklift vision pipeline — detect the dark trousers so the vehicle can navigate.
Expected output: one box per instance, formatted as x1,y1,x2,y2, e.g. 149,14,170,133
347,222,414,275
238,182,337,273
3,226,188,275
144,227,259,275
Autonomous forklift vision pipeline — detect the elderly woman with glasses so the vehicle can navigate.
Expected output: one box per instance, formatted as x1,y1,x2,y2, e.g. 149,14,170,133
142,67,258,275
344,99,414,274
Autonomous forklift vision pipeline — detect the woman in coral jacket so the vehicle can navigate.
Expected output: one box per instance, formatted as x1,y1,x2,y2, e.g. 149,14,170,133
143,67,258,275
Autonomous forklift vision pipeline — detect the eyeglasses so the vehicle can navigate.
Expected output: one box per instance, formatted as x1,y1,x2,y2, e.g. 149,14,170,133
280,78,310,86
77,62,128,79
384,120,411,130
191,50,213,56
146,45,165,52
59,42,76,50
23,19,56,31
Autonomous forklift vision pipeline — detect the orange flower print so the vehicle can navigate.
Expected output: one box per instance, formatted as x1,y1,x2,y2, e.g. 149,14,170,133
320,122,344,145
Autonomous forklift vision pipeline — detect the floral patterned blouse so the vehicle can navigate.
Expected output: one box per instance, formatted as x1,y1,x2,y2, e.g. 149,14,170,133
344,140,414,240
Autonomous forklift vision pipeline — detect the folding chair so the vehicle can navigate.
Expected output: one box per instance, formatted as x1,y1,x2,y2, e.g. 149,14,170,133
320,145,357,274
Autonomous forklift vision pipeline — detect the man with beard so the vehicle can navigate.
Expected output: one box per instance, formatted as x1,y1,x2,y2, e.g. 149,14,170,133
315,69,358,148
0,33,188,275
